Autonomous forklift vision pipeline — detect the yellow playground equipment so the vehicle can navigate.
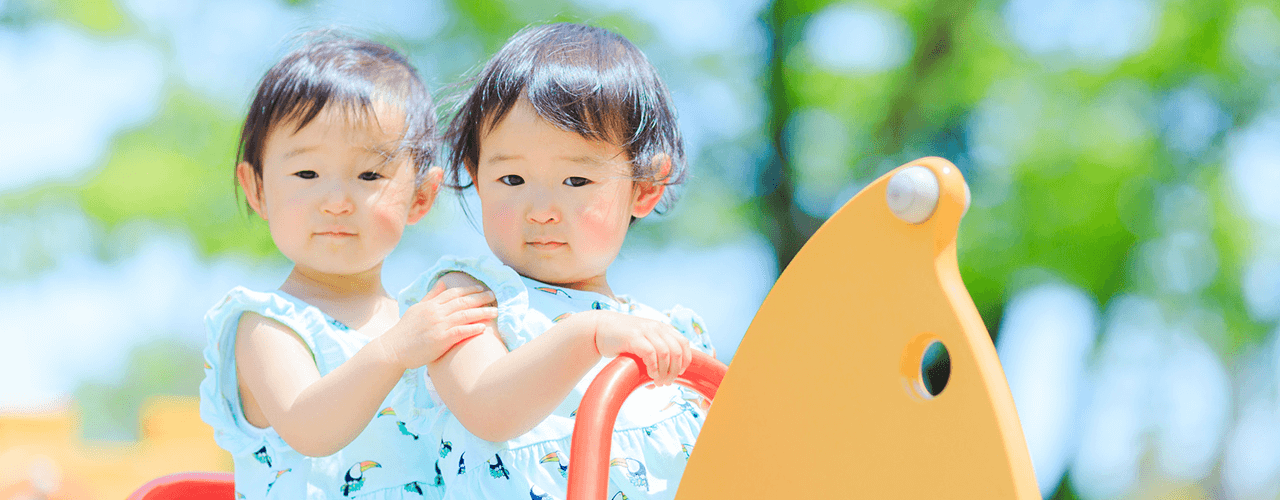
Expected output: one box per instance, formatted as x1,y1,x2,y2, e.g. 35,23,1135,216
132,157,1038,499
566,156,1038,499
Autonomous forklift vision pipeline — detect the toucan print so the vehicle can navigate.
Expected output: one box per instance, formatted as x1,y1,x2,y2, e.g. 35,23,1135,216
642,424,659,436
591,301,604,310
681,443,694,459
457,452,466,475
679,387,713,412
329,318,350,330
661,396,701,419
539,451,569,478
397,421,420,440
534,286,571,298
487,453,510,479
253,445,272,467
609,457,649,491
611,492,629,500
439,439,453,457
433,460,444,486
235,492,246,499
404,481,425,495
265,468,291,496
376,407,420,439
552,312,572,323
530,485,550,500
691,318,705,336
341,461,381,497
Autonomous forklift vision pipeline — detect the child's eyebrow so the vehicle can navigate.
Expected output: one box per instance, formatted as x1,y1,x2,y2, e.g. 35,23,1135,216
485,153,522,163
364,144,398,159
559,155,603,165
482,153,614,167
281,146,319,160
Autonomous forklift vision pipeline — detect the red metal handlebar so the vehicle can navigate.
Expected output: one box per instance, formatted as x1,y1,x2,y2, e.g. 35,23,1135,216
566,351,728,500
127,472,235,500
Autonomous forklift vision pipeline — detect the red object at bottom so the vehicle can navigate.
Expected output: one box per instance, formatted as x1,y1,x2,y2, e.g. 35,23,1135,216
127,472,235,500
566,351,727,500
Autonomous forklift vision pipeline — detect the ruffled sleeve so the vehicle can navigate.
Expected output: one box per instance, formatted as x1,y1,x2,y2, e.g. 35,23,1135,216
198,287,327,457
397,255,536,351
664,305,717,359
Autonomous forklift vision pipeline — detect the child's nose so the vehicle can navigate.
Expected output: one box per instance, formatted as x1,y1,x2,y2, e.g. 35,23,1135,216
526,196,559,224
321,184,355,216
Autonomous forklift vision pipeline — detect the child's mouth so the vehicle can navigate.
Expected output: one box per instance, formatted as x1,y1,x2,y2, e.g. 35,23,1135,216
526,241,566,250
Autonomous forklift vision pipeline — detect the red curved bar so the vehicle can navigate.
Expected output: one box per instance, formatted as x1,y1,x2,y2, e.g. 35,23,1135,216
567,351,727,500
127,472,235,500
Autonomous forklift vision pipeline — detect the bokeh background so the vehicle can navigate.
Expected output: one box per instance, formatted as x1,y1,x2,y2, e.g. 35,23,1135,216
2,0,1279,498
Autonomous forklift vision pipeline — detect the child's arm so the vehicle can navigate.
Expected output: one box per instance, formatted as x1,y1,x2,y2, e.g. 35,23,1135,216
235,283,496,457
426,273,693,443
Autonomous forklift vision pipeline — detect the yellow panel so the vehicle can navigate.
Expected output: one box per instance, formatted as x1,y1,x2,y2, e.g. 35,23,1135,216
677,157,1038,498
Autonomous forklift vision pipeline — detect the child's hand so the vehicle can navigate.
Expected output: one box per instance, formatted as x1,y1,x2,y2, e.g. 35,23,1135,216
590,311,693,387
384,281,498,370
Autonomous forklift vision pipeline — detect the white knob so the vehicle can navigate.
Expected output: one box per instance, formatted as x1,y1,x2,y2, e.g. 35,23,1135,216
886,165,939,224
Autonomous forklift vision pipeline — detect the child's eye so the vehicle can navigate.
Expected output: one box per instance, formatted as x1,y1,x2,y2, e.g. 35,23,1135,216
358,171,383,181
500,175,525,186
564,177,592,187
293,170,317,179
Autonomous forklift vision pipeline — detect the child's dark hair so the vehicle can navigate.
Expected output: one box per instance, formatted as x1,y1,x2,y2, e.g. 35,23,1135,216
444,22,686,213
236,30,437,201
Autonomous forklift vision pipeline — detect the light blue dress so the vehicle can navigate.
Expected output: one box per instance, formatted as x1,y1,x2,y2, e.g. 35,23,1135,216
199,287,443,499
398,256,716,500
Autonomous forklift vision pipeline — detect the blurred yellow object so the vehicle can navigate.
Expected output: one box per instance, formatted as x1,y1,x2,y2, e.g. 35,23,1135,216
0,396,230,500
676,157,1040,498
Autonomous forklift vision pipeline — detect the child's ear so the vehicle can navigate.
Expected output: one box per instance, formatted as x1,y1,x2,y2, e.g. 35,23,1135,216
631,154,670,219
408,167,444,225
236,162,267,220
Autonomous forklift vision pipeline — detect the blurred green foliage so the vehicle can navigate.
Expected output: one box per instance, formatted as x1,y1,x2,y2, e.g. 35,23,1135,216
51,0,125,33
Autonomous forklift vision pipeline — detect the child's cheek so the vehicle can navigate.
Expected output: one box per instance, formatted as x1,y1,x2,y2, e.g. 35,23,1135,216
487,201,519,242
368,190,411,244
577,193,628,253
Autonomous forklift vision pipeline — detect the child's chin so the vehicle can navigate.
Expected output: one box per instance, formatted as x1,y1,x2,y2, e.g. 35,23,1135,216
302,259,381,277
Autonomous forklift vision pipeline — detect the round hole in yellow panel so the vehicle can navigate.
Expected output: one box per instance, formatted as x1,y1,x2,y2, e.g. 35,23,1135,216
920,341,950,397
900,334,952,400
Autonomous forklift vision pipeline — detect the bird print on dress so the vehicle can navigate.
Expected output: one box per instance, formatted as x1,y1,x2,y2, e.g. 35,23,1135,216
487,453,510,479
534,286,571,299
609,457,649,491
539,451,569,478
253,446,272,468
376,407,419,440
265,469,291,496
341,461,381,497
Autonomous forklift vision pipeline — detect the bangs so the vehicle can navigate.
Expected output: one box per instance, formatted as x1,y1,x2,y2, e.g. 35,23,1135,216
447,23,685,191
238,32,437,188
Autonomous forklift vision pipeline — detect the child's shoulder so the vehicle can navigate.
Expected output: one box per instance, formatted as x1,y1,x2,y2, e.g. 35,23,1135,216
207,286,303,326
204,286,337,349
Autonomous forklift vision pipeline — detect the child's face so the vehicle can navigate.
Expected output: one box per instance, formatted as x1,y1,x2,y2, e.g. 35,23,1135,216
238,103,438,277
474,100,662,295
